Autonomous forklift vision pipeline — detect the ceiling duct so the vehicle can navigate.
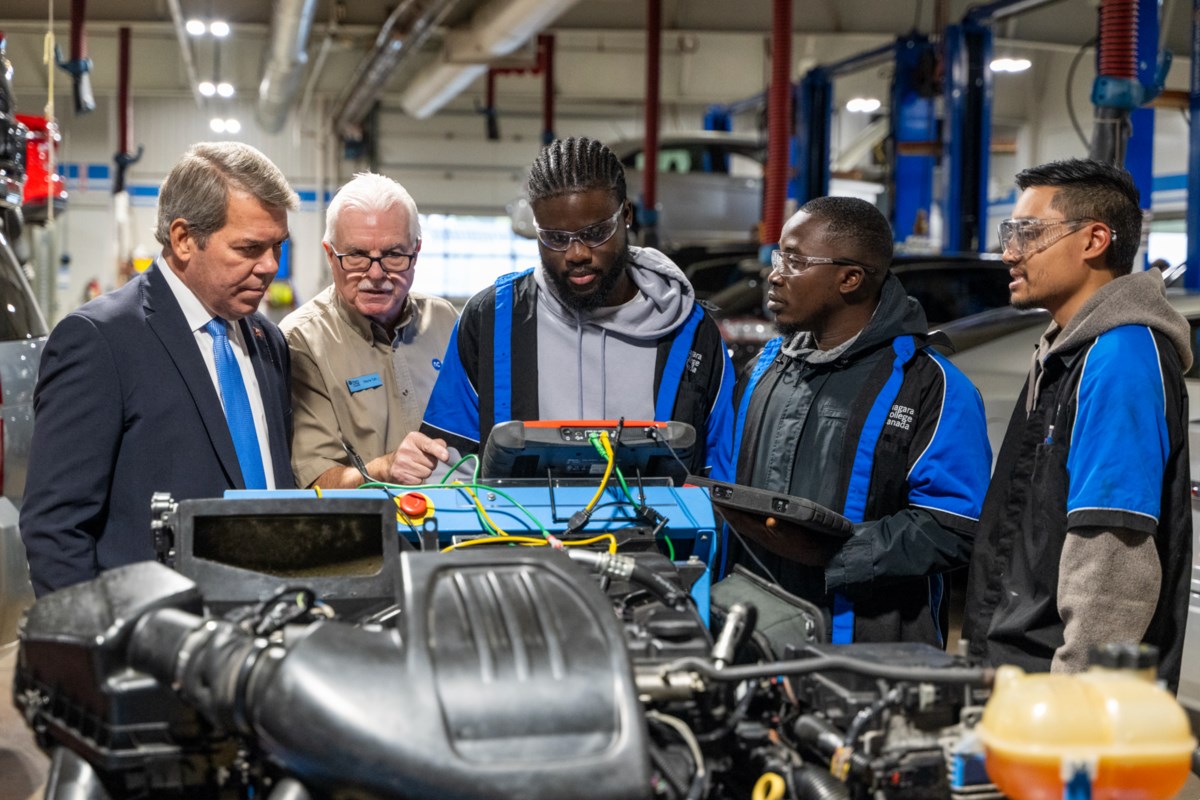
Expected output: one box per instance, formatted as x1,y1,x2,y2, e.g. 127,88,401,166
399,0,580,119
256,0,319,133
332,0,459,141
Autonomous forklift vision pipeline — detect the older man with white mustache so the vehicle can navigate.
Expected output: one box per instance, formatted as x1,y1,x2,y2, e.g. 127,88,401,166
281,172,458,489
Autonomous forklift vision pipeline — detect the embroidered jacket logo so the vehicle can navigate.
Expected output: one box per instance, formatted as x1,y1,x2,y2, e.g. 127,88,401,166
886,404,914,431
686,350,702,375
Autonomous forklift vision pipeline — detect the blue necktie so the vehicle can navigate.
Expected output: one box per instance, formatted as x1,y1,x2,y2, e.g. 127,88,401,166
205,318,267,490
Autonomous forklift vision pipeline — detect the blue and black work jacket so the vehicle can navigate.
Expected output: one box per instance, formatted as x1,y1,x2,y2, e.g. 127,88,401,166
420,269,735,478
728,279,992,645
963,323,1191,689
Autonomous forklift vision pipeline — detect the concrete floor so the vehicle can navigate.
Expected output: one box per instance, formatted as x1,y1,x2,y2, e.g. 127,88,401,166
3,639,1199,800
0,644,48,800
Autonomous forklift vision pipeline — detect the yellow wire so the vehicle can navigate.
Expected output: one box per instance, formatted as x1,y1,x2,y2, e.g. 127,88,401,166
313,485,322,498
457,483,511,536
567,533,619,554
442,535,547,553
751,772,786,800
440,533,618,555
583,431,616,513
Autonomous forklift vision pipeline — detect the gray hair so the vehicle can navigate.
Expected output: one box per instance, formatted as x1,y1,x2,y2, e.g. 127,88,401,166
154,142,298,248
324,172,422,246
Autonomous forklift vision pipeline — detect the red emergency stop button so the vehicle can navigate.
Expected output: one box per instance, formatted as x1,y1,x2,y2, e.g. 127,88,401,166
399,492,428,518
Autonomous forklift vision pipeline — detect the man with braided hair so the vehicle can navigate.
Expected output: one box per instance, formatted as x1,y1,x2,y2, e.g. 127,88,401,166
389,136,734,483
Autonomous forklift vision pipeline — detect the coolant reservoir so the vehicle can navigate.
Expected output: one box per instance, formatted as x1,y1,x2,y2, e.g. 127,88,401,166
976,648,1195,800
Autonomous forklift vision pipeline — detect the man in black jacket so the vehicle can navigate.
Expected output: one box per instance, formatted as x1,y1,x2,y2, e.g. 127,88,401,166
730,197,992,645
962,159,1191,688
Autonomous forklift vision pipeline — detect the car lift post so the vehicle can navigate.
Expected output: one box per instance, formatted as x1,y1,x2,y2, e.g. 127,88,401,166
891,34,939,244
941,0,1069,254
792,43,895,206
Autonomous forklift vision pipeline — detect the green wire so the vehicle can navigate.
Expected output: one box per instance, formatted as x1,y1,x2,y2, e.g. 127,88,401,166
359,480,550,537
587,433,676,560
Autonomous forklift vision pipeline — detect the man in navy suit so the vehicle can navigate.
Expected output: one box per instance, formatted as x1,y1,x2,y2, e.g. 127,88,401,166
21,142,297,596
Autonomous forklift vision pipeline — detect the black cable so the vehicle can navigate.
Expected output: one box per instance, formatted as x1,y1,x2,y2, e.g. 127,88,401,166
1066,38,1096,151
646,427,694,479
723,524,780,586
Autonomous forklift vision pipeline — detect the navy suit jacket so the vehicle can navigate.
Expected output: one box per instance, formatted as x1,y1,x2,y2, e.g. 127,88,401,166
20,263,294,596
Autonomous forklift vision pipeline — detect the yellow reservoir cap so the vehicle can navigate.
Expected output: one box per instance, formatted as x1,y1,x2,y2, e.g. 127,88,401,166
976,664,1196,800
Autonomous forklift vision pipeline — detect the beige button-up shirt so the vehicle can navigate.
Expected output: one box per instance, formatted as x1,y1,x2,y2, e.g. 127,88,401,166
281,285,458,488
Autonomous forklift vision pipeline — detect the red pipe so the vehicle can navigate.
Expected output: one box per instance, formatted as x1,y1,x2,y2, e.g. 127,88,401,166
118,27,131,156
1097,0,1138,78
540,34,555,144
762,0,792,246
70,0,87,63
643,0,662,233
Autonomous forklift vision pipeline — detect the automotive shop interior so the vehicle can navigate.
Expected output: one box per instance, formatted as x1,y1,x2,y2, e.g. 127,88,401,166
3,0,1200,798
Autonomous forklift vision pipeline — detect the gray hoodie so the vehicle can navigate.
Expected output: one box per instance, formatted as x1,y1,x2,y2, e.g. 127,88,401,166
531,245,695,420
1027,268,1193,414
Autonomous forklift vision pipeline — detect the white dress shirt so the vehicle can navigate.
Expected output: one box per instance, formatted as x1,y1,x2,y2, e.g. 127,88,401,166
158,259,277,488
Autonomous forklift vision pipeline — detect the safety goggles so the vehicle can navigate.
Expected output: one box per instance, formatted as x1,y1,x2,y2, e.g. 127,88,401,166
769,249,878,277
996,217,1110,258
534,207,624,252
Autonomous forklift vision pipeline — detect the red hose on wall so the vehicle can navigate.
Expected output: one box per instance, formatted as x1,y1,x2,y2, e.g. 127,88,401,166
762,0,792,246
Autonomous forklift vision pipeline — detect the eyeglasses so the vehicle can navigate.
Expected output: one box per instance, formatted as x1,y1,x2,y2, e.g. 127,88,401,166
330,249,417,276
534,207,624,252
996,217,1111,257
769,249,878,277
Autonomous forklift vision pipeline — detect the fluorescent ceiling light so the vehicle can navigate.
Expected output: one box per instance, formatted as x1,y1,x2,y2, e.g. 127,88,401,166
198,81,216,97
225,119,241,134
209,20,231,37
845,97,881,113
217,82,235,98
186,19,206,36
210,118,227,133
990,57,1032,73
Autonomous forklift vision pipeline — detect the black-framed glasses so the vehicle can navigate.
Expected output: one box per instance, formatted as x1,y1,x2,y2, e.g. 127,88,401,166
330,249,417,276
997,217,1111,257
770,249,878,277
534,207,624,252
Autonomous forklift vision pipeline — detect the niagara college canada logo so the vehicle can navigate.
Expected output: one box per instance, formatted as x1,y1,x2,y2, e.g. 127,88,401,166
886,403,914,431
432,358,443,371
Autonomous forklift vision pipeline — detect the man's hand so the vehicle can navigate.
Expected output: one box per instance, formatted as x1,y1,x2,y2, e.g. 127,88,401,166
388,431,451,485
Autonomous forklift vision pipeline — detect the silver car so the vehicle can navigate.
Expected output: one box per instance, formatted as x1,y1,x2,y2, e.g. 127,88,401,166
0,225,46,644
510,131,764,252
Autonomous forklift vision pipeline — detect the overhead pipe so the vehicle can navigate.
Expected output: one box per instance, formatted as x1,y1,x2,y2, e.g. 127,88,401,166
398,0,580,120
541,33,555,144
640,0,662,248
1088,0,1139,164
113,27,142,195
56,0,94,113
166,0,205,107
481,34,555,142
256,0,319,134
761,0,793,252
333,0,458,141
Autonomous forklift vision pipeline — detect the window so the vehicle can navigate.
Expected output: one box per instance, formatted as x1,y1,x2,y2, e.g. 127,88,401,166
411,214,540,303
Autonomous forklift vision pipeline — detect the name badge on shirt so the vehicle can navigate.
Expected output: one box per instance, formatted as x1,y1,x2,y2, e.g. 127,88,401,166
347,373,383,393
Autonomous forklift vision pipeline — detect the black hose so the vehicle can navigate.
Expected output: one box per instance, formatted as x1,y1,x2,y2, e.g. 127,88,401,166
662,654,992,685
791,764,849,800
